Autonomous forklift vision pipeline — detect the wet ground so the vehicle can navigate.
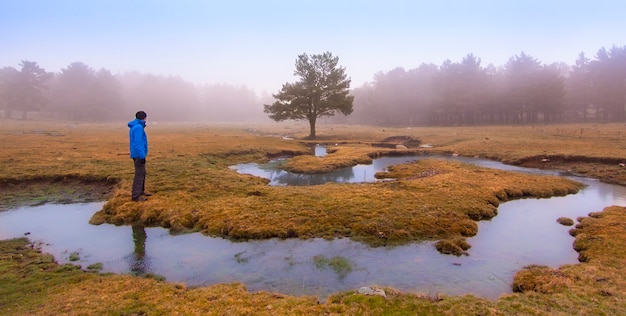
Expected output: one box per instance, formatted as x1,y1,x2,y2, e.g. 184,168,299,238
0,178,115,211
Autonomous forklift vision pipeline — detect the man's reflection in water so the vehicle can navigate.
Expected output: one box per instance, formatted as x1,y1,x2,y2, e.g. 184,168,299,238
130,224,149,275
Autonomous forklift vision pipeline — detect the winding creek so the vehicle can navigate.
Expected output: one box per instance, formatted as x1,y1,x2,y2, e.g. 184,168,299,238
1,153,625,300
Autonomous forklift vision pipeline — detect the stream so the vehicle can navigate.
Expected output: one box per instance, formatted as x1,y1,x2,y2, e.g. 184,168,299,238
1,154,625,300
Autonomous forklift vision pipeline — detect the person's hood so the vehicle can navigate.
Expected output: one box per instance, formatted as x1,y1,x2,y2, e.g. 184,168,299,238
128,119,146,128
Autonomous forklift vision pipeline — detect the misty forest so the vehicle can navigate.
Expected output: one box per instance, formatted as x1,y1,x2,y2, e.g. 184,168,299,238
1,44,625,126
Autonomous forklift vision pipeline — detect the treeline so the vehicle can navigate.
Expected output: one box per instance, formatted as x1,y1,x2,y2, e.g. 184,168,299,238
0,61,264,122
2,45,625,125
347,45,626,126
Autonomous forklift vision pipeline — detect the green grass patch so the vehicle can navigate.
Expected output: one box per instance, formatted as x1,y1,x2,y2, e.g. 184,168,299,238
313,255,353,279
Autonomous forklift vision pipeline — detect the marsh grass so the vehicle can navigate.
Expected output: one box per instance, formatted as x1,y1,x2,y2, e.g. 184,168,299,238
435,238,472,256
314,255,353,279
2,120,626,314
86,262,103,271
0,121,596,247
67,251,80,262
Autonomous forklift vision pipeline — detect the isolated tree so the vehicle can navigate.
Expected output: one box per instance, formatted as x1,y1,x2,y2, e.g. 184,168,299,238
264,52,354,139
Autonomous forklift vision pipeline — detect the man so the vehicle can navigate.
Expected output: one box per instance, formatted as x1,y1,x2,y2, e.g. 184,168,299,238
128,111,152,201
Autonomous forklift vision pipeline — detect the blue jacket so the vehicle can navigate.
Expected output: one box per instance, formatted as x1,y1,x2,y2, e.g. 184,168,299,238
128,119,148,159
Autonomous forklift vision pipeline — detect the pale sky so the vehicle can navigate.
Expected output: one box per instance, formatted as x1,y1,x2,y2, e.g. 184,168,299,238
2,0,624,94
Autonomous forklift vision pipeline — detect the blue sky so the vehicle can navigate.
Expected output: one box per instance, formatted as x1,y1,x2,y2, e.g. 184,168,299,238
2,0,624,94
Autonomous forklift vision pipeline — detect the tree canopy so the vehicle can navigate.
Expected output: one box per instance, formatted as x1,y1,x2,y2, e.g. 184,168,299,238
48,62,124,121
1,61,52,119
349,46,626,126
264,52,354,138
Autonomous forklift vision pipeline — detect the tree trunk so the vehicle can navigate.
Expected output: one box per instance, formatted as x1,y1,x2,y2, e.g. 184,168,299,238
308,117,316,139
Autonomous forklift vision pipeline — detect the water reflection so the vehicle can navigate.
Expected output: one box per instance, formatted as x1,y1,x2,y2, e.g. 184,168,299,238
312,144,327,157
231,153,597,186
230,156,419,186
128,224,149,275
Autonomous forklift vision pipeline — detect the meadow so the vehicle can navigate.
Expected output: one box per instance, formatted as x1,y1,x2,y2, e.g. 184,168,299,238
1,120,625,314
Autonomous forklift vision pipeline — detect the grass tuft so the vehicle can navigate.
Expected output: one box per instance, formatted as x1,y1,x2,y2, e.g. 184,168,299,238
435,238,471,256
557,217,575,226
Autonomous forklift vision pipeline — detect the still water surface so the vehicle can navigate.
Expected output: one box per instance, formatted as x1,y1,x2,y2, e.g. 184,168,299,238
1,156,625,300
229,151,564,186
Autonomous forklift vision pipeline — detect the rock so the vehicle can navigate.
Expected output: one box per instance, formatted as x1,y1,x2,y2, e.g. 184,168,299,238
357,286,387,298
395,144,408,149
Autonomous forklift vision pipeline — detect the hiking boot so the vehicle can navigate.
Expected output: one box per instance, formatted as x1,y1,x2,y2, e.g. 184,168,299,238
132,196,148,202
142,191,153,196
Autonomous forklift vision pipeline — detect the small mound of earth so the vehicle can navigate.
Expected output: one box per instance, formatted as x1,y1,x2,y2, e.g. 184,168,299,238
372,136,421,148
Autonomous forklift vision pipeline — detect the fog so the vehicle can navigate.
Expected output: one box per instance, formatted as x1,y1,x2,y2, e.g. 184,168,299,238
345,48,626,125
2,45,625,125
3,2,626,93
2,2,626,123
0,63,272,123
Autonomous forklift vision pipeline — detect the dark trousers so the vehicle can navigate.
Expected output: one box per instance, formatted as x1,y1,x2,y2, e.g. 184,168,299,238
132,158,146,200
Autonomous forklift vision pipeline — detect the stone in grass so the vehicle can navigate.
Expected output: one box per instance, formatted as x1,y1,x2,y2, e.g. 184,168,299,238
357,286,387,298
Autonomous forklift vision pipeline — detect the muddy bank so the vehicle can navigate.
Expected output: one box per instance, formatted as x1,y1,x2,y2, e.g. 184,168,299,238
514,155,626,185
0,177,117,211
